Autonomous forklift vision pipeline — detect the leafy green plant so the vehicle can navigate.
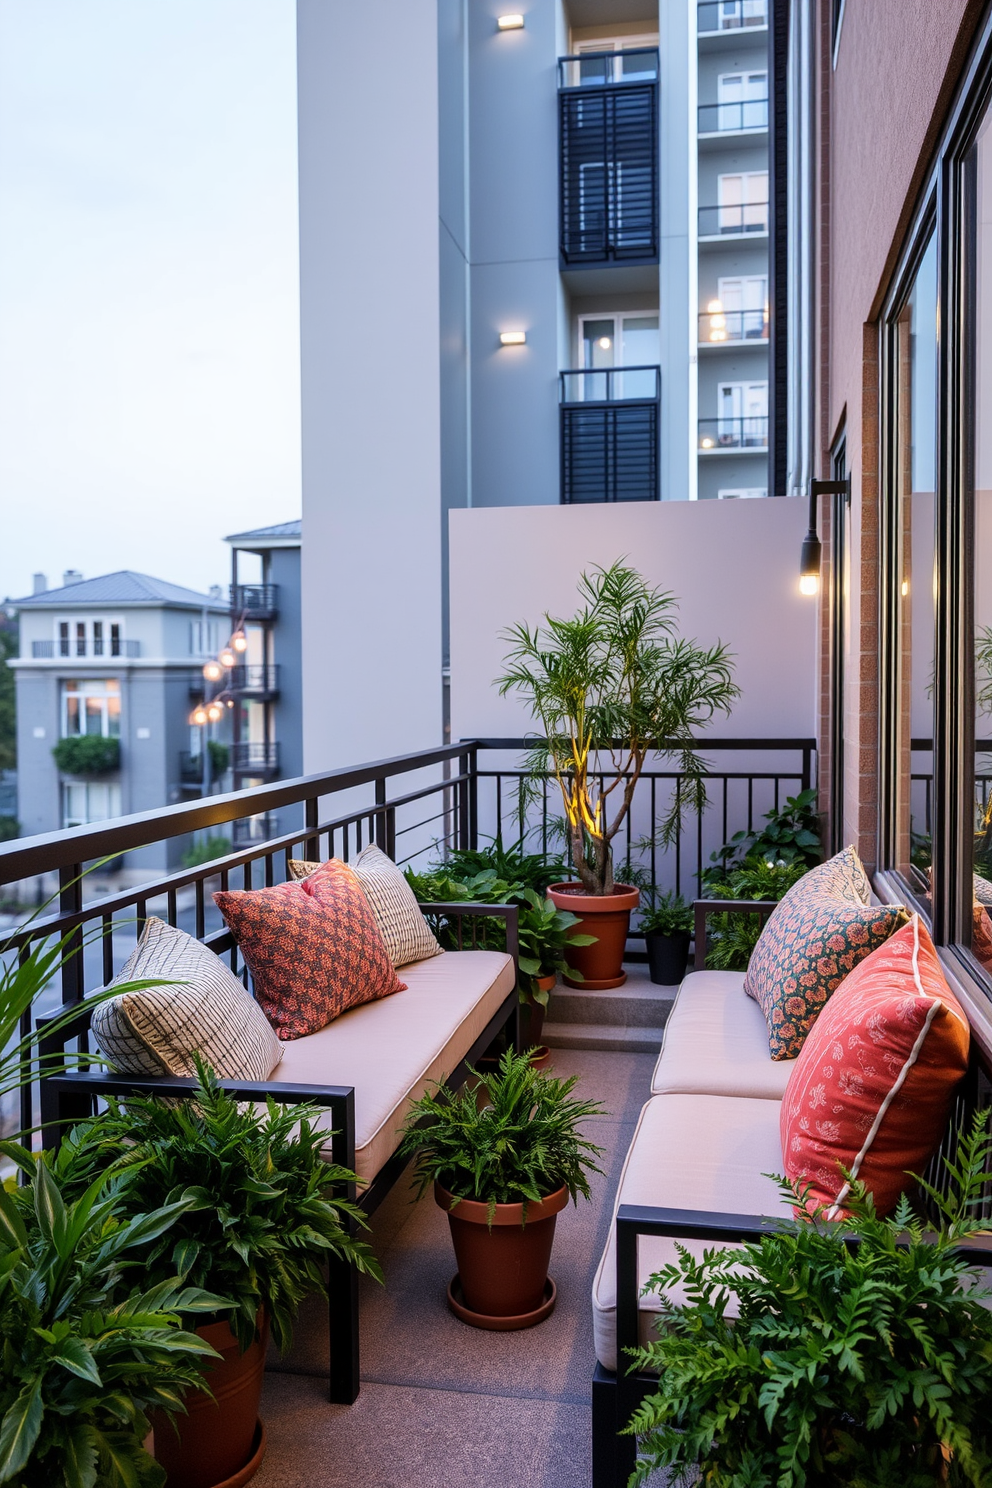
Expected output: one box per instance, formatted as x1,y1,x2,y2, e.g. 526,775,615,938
701,787,822,890
702,858,808,971
625,1114,992,1487
180,835,232,870
497,561,739,896
0,816,17,843
398,1048,605,1221
0,1158,225,1488
207,740,229,776
441,839,569,895
639,890,693,938
51,1061,382,1355
405,865,595,1002
51,736,120,777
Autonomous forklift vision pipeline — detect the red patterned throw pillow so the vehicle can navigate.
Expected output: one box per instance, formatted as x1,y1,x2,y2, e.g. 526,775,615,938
743,846,906,1060
214,859,405,1040
780,915,969,1218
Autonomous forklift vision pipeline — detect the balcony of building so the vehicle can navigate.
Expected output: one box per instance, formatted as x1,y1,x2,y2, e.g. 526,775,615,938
698,306,769,348
697,0,768,45
232,739,280,777
557,49,659,268
698,200,769,242
559,366,659,503
229,663,280,699
697,96,769,147
31,637,141,659
230,582,279,621
698,415,769,452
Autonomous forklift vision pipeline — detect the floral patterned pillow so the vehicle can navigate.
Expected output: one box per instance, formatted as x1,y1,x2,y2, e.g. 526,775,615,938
743,846,907,1060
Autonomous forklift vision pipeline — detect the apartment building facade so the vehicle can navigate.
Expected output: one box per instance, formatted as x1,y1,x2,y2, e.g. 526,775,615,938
10,571,231,872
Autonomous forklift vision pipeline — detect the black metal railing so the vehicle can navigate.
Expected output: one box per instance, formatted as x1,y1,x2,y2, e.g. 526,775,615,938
178,752,208,785
0,737,815,1142
559,51,658,265
698,309,768,343
698,416,769,450
698,201,769,237
232,741,280,775
230,584,278,620
698,0,767,32
560,367,660,504
32,639,140,659
698,98,768,133
230,665,280,697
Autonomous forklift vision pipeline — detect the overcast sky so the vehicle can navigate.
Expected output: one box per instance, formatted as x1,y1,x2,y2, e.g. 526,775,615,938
0,0,300,603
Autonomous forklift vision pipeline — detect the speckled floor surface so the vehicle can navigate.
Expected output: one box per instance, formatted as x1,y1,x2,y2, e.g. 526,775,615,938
252,1048,658,1488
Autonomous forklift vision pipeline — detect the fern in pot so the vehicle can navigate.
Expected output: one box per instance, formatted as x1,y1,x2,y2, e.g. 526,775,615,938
53,1061,382,1488
638,890,693,987
398,1049,604,1330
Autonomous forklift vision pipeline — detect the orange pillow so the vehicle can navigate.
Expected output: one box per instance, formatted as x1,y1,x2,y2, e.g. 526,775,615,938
973,903,992,970
780,915,969,1218
214,859,406,1040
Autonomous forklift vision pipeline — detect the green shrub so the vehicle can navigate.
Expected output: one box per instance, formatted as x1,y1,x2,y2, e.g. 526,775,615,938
441,839,570,895
0,814,17,842
51,734,120,776
181,834,232,869
704,857,808,971
702,787,823,890
639,890,693,938
207,739,229,775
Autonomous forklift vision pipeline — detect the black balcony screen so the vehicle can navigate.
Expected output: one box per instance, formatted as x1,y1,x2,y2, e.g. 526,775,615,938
561,402,659,503
559,82,658,264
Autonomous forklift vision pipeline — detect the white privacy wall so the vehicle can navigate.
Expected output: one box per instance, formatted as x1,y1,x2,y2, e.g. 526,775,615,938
449,498,818,742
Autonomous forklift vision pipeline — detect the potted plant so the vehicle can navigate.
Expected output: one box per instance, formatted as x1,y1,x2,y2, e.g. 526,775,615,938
498,561,739,989
638,890,693,986
54,1061,382,1488
0,1156,225,1488
624,1115,992,1487
398,1049,604,1330
702,855,809,971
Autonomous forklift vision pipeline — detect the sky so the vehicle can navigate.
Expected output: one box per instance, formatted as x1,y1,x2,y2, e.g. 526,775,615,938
0,0,300,603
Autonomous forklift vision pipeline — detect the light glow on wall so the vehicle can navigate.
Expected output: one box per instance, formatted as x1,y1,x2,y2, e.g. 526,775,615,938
499,331,527,346
497,14,525,29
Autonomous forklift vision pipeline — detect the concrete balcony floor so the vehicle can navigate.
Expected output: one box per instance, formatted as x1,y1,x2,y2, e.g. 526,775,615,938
253,1044,665,1488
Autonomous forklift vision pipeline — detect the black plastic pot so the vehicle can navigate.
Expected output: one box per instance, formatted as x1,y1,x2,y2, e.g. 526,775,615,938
644,930,691,986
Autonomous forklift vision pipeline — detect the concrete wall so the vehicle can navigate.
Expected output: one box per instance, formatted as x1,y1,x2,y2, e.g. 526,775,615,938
449,495,816,740
297,0,443,770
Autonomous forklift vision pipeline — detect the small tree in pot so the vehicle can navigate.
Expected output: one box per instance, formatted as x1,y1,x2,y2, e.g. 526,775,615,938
398,1049,604,1330
498,562,739,988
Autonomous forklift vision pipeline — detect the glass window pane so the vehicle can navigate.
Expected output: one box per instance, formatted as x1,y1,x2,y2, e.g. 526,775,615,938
974,119,992,917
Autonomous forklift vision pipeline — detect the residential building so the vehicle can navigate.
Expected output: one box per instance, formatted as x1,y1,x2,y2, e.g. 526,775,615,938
222,520,303,843
9,571,231,872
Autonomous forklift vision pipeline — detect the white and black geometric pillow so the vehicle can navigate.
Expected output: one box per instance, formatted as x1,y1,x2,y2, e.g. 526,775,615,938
91,917,283,1080
288,846,443,968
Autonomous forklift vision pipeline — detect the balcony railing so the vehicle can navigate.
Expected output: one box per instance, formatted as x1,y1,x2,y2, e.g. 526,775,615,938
698,0,767,33
698,98,768,134
698,201,769,237
230,584,278,621
698,309,769,344
560,367,659,504
698,416,769,451
558,50,659,266
0,735,815,1139
232,741,280,776
230,664,280,698
32,639,140,659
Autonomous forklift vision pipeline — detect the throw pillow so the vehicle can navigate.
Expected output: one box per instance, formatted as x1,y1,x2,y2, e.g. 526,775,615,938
91,917,283,1080
214,859,406,1040
289,847,442,968
743,846,906,1060
973,903,992,970
780,915,970,1218
974,873,992,908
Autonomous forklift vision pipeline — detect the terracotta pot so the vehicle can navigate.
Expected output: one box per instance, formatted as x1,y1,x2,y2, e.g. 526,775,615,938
152,1314,268,1488
435,1183,568,1323
546,883,640,989
644,930,691,986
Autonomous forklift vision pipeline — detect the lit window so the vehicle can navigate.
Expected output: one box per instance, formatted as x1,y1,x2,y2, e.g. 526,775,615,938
61,679,121,739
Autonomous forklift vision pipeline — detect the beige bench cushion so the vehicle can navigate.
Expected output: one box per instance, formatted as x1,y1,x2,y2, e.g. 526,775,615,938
592,1092,789,1371
651,970,795,1100
270,948,514,1186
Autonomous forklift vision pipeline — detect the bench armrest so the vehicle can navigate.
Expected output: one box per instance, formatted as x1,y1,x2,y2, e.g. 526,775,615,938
692,898,778,970
416,901,519,981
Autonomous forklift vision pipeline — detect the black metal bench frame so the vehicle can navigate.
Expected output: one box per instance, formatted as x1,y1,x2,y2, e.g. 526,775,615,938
591,897,992,1487
37,901,520,1407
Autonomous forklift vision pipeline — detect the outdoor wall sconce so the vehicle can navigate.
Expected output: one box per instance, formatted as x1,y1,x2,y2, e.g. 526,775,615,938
800,477,851,596
499,331,527,346
497,14,525,29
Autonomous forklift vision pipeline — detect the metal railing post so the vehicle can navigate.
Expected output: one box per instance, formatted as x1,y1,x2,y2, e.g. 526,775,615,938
458,752,470,850
468,746,479,850
58,864,85,1004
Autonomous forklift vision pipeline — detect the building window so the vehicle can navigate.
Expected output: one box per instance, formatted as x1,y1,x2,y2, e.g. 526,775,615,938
576,313,660,399
63,781,122,829
55,616,125,658
61,679,121,739
715,171,768,234
717,487,766,499
189,619,221,656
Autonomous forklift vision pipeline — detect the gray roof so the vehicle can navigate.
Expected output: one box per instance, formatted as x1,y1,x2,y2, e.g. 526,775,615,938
224,519,301,545
11,571,229,611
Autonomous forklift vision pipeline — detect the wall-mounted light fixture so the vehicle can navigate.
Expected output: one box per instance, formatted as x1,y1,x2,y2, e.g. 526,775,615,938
499,330,526,346
497,14,525,29
800,477,851,596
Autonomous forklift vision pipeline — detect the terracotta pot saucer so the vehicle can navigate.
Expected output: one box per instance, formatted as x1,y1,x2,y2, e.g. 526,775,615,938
447,1274,556,1331
209,1420,266,1488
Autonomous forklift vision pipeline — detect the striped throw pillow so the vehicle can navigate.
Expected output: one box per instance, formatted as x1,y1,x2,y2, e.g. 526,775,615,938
91,917,283,1080
289,846,442,969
